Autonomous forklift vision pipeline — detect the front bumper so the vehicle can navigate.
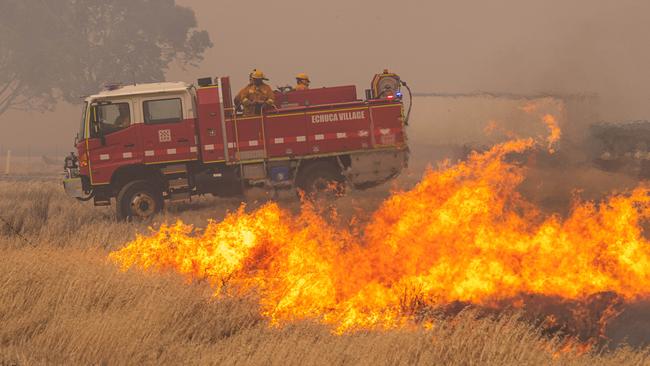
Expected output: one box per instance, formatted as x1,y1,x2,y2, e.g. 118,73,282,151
63,177,84,198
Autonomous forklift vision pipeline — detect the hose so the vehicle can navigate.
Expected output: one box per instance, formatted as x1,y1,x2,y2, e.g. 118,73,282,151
401,81,413,126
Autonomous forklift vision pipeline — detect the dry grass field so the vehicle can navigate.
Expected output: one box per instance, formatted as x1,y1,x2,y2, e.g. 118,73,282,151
1,96,648,364
1,180,650,365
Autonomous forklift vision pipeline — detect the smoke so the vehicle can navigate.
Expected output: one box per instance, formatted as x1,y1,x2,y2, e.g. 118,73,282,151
2,0,650,153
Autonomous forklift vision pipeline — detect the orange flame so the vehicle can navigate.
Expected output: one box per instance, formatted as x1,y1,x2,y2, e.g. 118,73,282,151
543,114,561,153
110,115,650,334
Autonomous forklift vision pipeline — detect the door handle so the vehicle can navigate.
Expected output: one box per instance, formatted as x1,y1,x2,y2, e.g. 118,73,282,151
177,138,189,143
124,143,135,148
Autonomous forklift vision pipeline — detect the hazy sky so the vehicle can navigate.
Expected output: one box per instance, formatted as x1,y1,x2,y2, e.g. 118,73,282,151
2,0,650,154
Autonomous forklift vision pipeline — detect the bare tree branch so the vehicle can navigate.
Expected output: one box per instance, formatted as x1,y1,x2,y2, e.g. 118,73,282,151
0,80,24,115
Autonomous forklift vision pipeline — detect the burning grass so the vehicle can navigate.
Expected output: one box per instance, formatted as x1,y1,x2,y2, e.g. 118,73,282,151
2,106,650,363
109,135,650,339
1,245,648,365
2,180,650,364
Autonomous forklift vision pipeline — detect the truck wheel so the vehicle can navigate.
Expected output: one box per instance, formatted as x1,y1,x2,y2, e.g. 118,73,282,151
296,161,345,199
116,180,163,221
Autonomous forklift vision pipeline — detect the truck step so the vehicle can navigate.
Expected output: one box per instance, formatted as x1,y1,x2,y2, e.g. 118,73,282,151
168,177,190,190
93,199,111,206
169,191,191,202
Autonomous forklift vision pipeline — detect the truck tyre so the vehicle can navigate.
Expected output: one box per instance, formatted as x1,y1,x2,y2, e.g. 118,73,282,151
296,161,345,199
116,180,163,221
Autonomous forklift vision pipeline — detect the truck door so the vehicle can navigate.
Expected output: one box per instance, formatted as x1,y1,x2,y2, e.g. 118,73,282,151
138,93,198,164
87,100,140,185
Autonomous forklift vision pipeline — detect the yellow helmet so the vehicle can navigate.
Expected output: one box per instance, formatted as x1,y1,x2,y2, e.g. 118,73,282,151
296,73,310,82
251,69,268,80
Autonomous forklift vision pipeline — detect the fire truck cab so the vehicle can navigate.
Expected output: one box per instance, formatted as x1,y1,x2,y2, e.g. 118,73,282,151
64,71,410,220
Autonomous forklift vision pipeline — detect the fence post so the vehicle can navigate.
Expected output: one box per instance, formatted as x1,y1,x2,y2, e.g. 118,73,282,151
4,150,10,175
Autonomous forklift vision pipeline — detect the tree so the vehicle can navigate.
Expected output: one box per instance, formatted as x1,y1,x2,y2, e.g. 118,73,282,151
0,0,212,115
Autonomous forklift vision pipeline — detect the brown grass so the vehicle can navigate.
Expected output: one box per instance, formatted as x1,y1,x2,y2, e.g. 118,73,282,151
1,180,650,365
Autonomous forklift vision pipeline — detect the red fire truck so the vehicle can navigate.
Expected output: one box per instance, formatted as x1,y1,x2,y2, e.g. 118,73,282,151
63,70,411,220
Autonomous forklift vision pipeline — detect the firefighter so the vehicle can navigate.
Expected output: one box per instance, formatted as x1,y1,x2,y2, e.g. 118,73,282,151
234,69,256,111
295,73,310,91
114,104,131,127
235,70,275,116
98,103,129,135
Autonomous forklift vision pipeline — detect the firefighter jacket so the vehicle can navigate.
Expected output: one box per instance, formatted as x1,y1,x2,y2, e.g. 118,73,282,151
235,83,275,116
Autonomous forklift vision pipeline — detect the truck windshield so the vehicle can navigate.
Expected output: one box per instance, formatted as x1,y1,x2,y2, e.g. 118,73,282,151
79,102,88,140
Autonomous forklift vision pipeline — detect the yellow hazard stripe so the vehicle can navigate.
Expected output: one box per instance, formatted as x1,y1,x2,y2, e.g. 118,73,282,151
305,106,367,115
144,158,197,165
266,112,305,118
85,104,96,185
226,116,259,122
370,103,402,110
